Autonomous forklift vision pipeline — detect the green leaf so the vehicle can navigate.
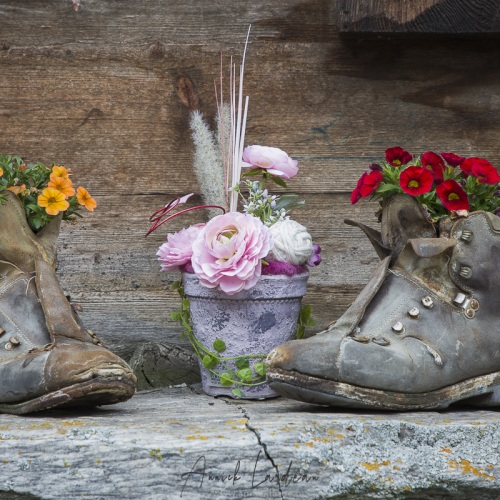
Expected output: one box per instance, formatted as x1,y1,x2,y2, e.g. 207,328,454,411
236,368,253,382
219,373,233,387
274,194,299,211
241,168,264,178
232,389,244,398
295,324,305,340
202,355,218,369
235,358,250,370
253,362,266,377
270,176,288,188
213,338,226,353
170,312,181,321
376,183,400,194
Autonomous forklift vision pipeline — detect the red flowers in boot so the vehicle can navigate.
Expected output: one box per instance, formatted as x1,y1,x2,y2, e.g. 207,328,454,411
461,157,500,184
399,166,433,196
436,179,470,212
385,147,412,167
350,147,500,222
350,170,383,204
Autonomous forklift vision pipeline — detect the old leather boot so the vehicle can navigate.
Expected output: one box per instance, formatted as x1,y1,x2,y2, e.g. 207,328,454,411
0,190,136,414
267,209,500,410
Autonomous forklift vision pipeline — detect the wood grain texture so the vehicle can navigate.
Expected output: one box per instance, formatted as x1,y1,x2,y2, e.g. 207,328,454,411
337,0,500,34
1,0,500,360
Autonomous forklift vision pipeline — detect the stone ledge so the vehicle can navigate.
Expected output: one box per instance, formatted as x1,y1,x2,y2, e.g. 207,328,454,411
0,386,499,499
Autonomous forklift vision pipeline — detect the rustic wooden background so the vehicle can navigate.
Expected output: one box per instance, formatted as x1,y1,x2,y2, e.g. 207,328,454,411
1,0,500,360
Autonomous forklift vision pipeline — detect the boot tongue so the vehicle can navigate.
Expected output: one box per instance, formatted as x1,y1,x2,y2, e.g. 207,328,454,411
408,238,457,258
37,213,62,266
395,236,461,303
381,194,437,260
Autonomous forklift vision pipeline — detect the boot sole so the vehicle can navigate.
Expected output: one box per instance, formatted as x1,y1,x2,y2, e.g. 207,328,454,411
267,368,500,410
0,376,136,415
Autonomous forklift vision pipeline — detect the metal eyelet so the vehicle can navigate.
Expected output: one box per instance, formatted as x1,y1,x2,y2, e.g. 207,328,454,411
352,335,371,343
465,308,475,319
372,337,390,346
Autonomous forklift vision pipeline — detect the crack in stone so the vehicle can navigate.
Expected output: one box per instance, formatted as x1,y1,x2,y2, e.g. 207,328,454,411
238,404,285,500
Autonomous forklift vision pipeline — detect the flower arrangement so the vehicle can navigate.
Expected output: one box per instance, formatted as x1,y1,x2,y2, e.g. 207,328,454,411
0,153,96,231
351,147,500,221
149,30,320,395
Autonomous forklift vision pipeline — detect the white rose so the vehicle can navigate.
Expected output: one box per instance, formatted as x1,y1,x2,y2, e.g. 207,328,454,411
269,219,313,265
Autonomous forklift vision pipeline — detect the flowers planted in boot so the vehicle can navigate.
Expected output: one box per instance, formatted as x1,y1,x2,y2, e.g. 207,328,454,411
0,157,136,414
267,149,500,410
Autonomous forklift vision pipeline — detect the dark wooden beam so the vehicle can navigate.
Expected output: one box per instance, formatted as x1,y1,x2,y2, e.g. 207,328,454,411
337,0,500,34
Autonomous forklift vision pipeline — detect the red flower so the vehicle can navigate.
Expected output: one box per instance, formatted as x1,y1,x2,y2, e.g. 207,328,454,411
399,166,433,196
470,158,500,184
441,152,465,167
436,179,470,212
385,147,412,167
421,151,445,183
350,170,383,204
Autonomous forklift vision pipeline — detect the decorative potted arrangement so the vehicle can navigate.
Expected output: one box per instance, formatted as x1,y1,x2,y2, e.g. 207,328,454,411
149,33,321,399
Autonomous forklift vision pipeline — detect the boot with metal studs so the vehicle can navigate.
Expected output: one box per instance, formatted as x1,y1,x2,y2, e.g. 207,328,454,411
267,208,500,410
0,190,136,414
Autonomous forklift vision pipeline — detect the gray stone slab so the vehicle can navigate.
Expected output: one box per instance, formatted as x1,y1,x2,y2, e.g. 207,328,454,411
0,386,499,499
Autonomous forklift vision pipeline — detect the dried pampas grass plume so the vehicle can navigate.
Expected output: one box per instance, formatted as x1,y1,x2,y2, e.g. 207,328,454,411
190,110,227,216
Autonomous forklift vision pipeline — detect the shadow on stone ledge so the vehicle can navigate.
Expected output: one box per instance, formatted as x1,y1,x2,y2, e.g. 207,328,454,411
129,342,201,391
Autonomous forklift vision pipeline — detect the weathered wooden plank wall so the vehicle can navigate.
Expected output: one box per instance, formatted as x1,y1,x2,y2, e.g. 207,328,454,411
1,0,500,359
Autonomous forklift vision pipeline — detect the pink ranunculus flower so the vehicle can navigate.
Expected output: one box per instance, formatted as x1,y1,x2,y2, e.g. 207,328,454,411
157,223,205,271
242,145,299,179
191,212,273,295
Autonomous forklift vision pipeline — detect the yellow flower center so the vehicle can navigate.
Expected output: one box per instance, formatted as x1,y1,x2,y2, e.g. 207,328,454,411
448,193,460,201
408,180,419,188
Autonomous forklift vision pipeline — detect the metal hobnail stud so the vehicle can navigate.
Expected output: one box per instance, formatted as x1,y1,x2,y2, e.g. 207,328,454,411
470,299,480,311
4,342,13,351
459,266,472,279
9,336,20,347
422,296,434,308
408,307,420,319
392,321,405,333
460,230,473,242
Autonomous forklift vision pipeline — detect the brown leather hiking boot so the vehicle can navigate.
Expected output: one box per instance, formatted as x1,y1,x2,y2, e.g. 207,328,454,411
0,190,136,414
267,206,500,410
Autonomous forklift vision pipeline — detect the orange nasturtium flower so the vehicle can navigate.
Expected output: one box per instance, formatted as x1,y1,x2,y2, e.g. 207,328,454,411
7,184,27,195
0,167,3,176
38,187,70,215
76,186,97,212
50,165,71,180
48,175,75,198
